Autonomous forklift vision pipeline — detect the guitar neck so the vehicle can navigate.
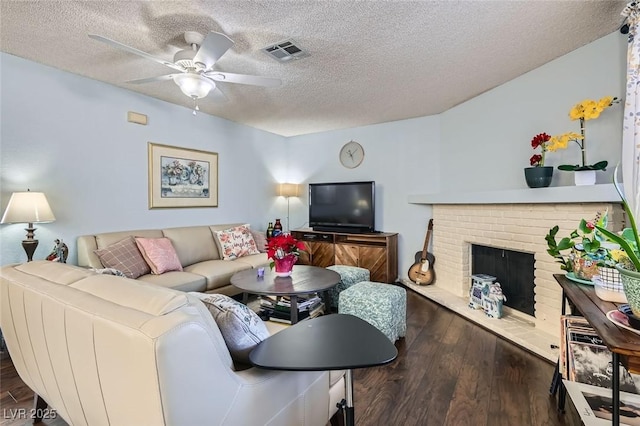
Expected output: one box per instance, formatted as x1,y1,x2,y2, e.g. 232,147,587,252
420,219,434,260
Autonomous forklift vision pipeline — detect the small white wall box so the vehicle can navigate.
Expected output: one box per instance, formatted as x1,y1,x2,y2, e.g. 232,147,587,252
469,274,496,309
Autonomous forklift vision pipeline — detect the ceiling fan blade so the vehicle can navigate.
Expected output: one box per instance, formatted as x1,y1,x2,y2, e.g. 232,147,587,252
88,34,184,72
209,86,228,103
125,74,177,84
192,31,234,70
205,71,281,88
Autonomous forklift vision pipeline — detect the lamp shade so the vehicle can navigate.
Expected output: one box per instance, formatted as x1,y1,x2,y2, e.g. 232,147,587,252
173,74,215,99
1,191,56,224
278,183,299,198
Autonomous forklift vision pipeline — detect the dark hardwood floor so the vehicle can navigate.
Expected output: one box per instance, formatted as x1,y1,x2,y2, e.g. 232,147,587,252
0,288,580,425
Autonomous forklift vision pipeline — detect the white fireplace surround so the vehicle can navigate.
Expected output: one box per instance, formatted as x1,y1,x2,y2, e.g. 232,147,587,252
406,184,625,360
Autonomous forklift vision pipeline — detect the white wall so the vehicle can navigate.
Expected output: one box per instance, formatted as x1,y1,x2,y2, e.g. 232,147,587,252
287,115,441,280
286,31,627,281
1,31,627,279
0,53,286,265
440,32,627,191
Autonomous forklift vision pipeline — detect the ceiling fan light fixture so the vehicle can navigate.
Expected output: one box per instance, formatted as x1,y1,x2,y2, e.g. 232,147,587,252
174,74,215,99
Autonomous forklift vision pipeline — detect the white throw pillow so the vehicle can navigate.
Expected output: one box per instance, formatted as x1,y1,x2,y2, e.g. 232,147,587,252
190,292,269,365
213,224,260,260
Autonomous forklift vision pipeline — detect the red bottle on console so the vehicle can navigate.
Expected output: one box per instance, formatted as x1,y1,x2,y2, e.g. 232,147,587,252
273,219,283,236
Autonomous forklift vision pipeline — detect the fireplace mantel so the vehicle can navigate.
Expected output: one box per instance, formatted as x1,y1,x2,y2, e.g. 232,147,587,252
408,183,621,205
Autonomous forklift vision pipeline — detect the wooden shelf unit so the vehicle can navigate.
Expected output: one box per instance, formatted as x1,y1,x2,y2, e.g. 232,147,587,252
291,229,398,283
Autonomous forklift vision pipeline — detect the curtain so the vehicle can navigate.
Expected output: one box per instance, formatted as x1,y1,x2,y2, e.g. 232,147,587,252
621,1,640,220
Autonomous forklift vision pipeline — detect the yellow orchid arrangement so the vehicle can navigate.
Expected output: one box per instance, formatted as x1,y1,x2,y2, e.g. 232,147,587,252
547,96,619,172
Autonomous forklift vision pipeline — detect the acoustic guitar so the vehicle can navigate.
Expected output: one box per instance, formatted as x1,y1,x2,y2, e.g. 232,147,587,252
408,219,435,285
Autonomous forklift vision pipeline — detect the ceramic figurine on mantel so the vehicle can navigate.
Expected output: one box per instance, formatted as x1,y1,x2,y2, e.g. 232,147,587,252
549,96,620,186
524,132,553,188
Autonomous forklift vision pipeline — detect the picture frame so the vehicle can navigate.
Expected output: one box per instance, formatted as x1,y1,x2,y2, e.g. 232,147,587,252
148,142,218,209
563,380,640,425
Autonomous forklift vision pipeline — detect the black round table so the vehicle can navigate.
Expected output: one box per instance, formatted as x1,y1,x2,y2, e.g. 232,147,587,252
230,265,340,323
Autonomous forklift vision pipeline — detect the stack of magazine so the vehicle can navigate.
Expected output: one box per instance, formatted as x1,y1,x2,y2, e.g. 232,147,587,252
258,294,324,324
561,315,640,425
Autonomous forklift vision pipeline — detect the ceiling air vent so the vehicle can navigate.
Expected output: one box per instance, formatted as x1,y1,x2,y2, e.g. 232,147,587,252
262,39,309,62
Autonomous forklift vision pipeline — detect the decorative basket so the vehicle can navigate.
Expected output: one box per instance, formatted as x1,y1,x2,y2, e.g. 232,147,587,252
597,266,621,286
593,276,627,304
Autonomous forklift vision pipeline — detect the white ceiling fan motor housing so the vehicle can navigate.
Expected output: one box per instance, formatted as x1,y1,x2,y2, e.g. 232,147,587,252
174,48,198,70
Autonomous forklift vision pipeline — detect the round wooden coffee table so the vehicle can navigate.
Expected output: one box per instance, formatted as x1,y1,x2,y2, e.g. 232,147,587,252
231,265,341,323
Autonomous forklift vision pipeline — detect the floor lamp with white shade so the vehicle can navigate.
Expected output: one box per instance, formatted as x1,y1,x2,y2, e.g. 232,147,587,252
278,183,300,232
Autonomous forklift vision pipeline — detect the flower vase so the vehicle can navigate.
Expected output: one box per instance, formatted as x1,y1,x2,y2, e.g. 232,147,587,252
274,255,297,277
617,265,640,316
574,170,596,186
524,166,553,188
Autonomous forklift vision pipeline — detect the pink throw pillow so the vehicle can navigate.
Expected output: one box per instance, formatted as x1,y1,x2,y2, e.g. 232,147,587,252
135,237,183,275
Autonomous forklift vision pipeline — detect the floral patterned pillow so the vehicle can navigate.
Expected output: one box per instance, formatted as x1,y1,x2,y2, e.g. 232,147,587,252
213,224,260,260
190,292,269,365
134,237,183,275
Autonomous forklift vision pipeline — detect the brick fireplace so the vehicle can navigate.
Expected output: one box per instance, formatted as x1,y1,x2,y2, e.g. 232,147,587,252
406,185,625,360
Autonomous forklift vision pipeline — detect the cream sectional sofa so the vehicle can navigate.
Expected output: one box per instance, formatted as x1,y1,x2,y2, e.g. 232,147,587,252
77,224,269,296
0,261,345,425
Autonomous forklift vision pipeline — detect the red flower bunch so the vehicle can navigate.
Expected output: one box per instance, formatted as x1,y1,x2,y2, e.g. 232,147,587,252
529,132,551,167
266,233,306,261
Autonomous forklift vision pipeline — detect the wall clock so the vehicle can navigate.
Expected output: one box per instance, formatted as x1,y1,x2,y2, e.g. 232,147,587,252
339,140,365,169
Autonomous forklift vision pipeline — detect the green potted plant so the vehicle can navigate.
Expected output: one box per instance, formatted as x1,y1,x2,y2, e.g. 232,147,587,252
545,213,608,280
524,133,554,188
547,96,619,185
594,171,640,314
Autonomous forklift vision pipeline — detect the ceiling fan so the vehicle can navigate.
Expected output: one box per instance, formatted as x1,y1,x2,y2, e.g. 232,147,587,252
89,30,281,110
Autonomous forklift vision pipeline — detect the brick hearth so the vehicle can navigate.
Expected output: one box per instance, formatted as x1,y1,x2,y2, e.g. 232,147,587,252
408,202,624,360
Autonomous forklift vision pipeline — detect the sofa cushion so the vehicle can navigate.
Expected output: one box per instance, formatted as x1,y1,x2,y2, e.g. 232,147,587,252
162,226,220,266
189,292,269,364
94,236,151,279
184,259,251,291
70,274,189,316
137,271,207,293
233,253,270,269
249,229,268,253
95,229,164,249
212,225,260,260
135,237,183,275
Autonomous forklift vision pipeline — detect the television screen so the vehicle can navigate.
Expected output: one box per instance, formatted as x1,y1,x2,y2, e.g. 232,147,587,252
308,181,375,233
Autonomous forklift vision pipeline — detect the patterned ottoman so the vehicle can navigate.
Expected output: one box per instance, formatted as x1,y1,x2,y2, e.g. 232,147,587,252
326,265,370,309
338,281,406,342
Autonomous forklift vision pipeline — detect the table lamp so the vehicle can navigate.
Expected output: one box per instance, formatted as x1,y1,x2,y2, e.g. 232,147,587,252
1,190,56,262
278,183,300,232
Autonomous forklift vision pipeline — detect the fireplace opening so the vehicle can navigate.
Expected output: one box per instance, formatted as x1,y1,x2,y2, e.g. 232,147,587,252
471,245,535,316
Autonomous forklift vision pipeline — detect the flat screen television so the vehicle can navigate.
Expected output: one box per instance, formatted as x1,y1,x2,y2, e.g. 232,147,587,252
308,181,375,233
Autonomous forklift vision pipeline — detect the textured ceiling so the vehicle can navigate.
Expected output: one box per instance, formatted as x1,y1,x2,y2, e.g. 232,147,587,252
0,1,628,137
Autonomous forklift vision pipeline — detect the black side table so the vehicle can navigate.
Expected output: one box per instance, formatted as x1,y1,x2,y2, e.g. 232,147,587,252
250,314,398,425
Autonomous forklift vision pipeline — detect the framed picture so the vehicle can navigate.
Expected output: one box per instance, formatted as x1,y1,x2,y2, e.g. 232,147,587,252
563,380,640,425
148,142,218,208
